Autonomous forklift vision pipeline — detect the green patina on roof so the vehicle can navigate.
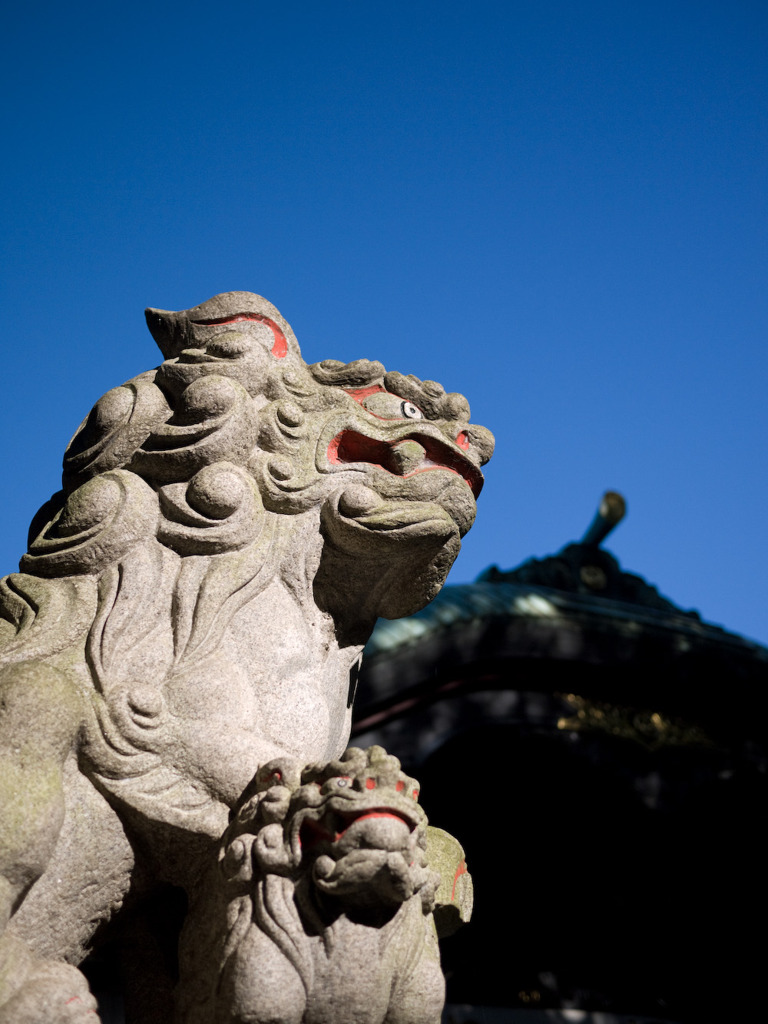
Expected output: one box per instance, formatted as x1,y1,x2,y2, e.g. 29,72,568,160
365,577,765,661
367,497,768,663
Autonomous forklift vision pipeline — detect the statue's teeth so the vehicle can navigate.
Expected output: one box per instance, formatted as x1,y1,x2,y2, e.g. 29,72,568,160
386,440,426,476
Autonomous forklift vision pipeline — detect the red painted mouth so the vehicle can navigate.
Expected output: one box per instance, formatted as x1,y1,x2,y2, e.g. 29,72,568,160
327,430,483,498
337,807,413,832
300,806,414,848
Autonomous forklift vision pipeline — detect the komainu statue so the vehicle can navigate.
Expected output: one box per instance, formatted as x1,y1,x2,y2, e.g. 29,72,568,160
0,293,492,1022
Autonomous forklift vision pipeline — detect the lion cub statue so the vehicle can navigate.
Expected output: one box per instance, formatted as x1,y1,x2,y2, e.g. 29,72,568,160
0,292,491,1022
176,747,469,1024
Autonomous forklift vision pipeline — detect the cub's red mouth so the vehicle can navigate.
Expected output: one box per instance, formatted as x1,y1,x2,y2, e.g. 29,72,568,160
337,806,414,830
300,806,415,848
327,431,483,498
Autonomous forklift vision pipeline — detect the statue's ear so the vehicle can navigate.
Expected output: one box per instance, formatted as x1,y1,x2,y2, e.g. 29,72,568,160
145,293,301,363
145,306,189,360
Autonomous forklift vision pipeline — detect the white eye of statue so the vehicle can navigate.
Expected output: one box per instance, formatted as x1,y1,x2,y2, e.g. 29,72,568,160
361,392,424,421
400,401,422,420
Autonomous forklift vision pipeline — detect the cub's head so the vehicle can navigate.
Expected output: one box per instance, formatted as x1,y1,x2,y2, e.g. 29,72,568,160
222,746,437,914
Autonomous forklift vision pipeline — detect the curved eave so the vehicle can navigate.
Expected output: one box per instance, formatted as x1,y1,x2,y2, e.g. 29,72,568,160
357,582,768,743
366,581,766,661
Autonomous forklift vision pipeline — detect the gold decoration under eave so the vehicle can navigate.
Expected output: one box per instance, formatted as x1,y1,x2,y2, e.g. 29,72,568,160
557,693,713,751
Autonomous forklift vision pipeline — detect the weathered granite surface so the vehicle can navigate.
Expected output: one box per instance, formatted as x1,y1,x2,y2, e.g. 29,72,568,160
0,293,492,1022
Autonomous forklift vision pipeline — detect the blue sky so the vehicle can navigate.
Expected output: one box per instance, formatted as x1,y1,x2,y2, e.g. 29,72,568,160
2,1,766,643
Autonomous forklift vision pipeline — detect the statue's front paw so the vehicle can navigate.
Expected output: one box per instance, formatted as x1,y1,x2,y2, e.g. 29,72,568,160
0,961,99,1024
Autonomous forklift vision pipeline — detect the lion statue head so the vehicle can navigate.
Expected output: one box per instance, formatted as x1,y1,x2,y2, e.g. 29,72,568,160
23,291,493,624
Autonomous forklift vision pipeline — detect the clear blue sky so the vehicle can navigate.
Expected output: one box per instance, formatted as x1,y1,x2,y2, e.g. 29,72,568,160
2,1,766,643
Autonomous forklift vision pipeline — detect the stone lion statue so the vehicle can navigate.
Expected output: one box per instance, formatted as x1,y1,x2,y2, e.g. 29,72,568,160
176,746,467,1024
0,293,491,1021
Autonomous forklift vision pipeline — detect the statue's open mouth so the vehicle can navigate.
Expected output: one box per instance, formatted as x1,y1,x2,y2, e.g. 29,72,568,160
336,806,415,832
327,431,483,498
300,805,416,848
